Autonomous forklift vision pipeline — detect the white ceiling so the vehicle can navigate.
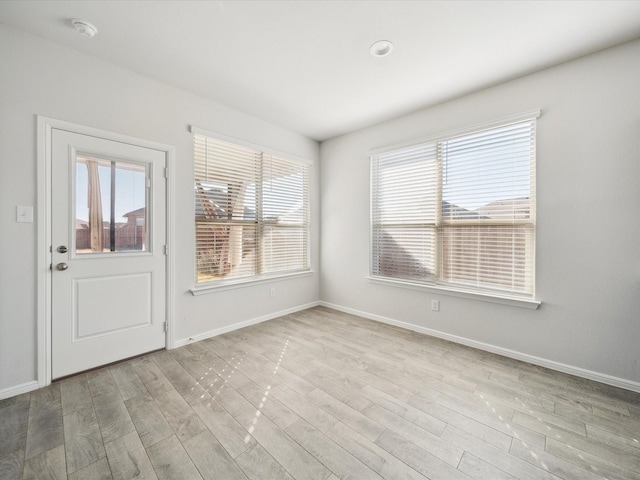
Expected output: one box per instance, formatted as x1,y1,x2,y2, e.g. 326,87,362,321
2,1,640,141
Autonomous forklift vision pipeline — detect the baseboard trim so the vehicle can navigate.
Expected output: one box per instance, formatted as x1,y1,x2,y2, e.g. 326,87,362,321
0,380,40,400
320,301,640,394
173,301,321,348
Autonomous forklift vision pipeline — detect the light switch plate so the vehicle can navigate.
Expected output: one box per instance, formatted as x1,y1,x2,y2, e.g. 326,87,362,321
17,206,33,223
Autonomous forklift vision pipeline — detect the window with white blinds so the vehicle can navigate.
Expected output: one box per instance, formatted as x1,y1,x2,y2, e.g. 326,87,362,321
371,116,537,297
194,133,309,285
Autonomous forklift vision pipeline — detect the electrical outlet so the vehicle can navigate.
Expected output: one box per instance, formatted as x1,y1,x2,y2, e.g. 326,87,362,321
431,300,440,312
269,287,276,298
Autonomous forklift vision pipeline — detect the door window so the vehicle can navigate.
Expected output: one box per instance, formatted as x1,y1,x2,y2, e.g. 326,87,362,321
75,154,148,254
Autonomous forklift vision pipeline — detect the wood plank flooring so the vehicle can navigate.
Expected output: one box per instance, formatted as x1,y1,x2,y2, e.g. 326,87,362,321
1,306,639,480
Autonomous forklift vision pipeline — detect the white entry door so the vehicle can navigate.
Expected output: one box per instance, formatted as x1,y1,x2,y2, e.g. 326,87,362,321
51,129,167,379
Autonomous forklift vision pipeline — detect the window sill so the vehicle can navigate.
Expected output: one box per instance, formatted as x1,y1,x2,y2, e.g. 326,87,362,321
368,276,541,310
191,270,314,296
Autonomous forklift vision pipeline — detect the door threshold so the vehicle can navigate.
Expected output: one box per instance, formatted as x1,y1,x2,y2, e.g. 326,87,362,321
52,347,166,382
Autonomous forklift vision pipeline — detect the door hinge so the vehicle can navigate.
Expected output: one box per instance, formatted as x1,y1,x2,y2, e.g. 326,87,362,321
163,322,168,333
146,176,151,188
164,167,168,178
164,244,169,255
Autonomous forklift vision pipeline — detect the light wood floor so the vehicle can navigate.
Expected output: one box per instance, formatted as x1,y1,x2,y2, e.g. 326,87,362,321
1,306,639,480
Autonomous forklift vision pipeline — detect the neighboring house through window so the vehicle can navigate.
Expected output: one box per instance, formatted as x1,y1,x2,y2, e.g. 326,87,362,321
371,112,538,298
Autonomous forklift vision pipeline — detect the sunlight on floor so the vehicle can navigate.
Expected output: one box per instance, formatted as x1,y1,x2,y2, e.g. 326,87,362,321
245,337,291,443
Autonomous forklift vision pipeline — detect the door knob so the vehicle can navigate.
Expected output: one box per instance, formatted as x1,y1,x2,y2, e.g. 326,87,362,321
57,246,68,253
56,263,69,271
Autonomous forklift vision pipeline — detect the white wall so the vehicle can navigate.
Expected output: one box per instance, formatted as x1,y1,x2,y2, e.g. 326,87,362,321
2,22,639,397
320,39,640,388
0,24,320,395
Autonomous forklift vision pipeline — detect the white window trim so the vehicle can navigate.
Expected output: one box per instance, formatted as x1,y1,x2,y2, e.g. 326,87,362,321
368,276,541,309
190,270,314,296
369,110,541,308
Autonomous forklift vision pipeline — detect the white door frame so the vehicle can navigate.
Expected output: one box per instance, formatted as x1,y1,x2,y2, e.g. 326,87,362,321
36,116,175,387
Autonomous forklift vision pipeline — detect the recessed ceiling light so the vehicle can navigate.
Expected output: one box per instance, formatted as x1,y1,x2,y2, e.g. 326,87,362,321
370,40,393,57
71,19,98,38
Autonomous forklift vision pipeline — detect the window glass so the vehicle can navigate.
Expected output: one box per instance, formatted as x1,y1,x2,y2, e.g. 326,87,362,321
194,134,310,285
75,155,147,254
371,117,536,297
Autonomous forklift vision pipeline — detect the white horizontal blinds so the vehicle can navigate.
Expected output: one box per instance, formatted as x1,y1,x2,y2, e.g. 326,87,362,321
194,133,310,284
261,154,310,274
194,134,259,283
440,120,536,294
371,143,438,281
370,117,537,296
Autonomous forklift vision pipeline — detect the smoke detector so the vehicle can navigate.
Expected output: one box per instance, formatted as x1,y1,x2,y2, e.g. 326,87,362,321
71,19,98,38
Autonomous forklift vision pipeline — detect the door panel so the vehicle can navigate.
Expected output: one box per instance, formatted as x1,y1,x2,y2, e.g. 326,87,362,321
51,129,166,379
74,273,152,338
